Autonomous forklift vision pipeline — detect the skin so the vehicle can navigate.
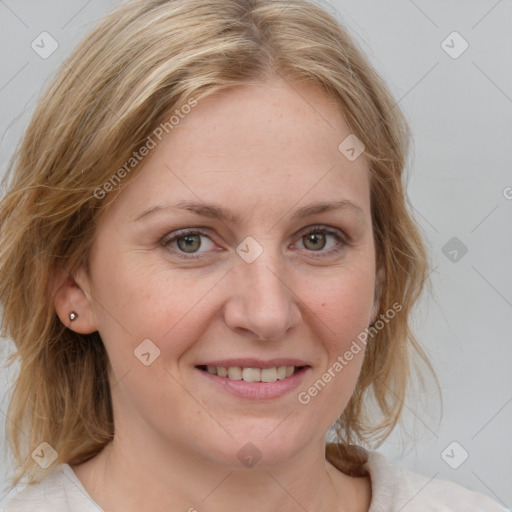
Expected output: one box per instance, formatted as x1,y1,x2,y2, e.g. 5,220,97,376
54,78,382,512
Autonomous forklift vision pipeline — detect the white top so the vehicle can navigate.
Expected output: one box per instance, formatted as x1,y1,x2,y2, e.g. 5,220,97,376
3,449,508,511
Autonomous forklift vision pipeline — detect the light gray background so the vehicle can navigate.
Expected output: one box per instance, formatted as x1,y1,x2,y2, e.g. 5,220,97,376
0,0,511,508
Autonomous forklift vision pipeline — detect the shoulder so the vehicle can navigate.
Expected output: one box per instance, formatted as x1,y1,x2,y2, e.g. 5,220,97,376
3,465,67,512
3,464,101,512
363,449,508,512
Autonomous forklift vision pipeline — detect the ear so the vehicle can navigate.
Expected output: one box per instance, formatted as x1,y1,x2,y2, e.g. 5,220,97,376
369,266,386,325
51,265,99,334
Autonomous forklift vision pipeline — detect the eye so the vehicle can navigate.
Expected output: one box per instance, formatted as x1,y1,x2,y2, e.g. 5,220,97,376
161,229,217,257
293,226,347,257
160,225,348,260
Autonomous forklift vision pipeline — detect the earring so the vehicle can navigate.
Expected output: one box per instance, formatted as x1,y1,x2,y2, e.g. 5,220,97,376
69,311,78,321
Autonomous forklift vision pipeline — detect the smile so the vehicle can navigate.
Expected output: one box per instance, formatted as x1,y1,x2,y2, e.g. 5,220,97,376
195,362,311,400
196,365,305,382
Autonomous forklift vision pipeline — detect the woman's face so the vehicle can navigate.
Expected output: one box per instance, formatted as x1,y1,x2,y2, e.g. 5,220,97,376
74,78,380,468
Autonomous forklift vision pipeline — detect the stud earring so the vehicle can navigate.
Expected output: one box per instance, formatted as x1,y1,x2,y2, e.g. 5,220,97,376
69,311,78,321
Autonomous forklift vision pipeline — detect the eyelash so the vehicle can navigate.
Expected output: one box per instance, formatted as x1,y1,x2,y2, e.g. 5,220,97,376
160,225,349,260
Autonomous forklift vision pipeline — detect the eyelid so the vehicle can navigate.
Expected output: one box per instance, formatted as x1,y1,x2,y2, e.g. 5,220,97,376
294,224,347,242
159,227,218,258
160,224,349,259
291,224,348,257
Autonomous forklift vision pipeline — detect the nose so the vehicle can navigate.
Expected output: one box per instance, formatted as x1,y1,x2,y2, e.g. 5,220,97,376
223,253,302,341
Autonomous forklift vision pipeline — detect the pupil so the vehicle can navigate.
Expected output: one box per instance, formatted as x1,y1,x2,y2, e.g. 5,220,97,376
305,232,325,251
178,235,200,252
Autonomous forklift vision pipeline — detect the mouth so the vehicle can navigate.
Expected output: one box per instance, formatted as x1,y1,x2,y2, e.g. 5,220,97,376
194,358,312,400
195,364,307,383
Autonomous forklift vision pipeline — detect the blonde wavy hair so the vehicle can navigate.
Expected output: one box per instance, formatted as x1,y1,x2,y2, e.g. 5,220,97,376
0,0,440,487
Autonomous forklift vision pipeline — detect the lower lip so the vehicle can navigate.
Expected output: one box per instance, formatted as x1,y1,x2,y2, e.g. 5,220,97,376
195,367,310,400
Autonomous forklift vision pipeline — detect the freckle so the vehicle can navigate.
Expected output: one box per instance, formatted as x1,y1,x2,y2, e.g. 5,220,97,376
321,302,326,307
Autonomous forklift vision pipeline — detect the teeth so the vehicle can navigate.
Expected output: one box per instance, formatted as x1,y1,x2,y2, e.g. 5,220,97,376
242,368,261,382
261,368,277,382
227,367,242,380
204,365,299,381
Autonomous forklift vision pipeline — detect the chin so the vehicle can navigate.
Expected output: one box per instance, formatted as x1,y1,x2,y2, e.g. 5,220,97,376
191,424,318,470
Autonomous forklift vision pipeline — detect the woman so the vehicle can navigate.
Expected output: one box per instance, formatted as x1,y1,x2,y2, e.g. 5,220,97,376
0,0,506,510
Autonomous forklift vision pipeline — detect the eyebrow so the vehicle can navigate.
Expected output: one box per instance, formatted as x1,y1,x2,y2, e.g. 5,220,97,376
133,199,365,224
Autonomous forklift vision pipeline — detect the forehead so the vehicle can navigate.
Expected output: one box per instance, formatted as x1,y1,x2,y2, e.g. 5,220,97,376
108,79,371,225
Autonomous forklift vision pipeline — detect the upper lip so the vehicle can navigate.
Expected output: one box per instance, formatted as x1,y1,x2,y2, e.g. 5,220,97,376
195,358,310,369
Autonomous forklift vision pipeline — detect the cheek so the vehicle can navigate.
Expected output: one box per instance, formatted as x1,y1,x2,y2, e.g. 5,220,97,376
297,264,374,410
92,245,178,327
311,263,376,345
90,252,222,366
297,271,372,420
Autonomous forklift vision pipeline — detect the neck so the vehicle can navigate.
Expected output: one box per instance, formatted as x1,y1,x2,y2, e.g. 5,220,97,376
72,432,364,512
